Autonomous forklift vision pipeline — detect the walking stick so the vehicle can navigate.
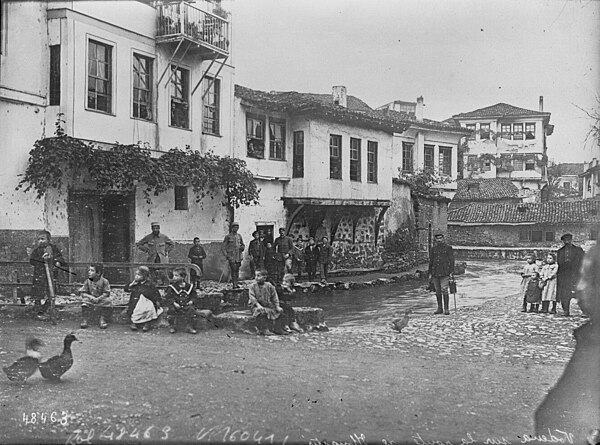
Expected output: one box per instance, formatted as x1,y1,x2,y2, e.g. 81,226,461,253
449,277,457,314
43,246,57,325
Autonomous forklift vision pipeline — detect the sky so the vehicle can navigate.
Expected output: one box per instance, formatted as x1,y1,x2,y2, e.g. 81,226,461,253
230,0,600,164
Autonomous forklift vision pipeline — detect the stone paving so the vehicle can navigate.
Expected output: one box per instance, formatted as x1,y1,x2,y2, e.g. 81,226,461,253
262,294,587,365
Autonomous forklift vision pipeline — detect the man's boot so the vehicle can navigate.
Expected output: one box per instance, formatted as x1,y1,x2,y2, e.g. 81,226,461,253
434,294,443,314
168,315,177,334
443,293,450,315
81,306,90,329
550,301,557,314
539,301,549,313
521,297,528,312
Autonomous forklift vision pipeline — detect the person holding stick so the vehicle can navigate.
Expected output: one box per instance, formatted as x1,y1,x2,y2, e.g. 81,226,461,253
29,230,65,319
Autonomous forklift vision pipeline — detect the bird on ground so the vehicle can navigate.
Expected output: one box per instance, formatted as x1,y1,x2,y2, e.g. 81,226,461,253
2,338,44,384
39,333,79,382
391,309,412,332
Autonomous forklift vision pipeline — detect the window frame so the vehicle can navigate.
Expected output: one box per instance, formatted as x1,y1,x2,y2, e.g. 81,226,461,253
591,229,598,241
513,123,523,141
525,158,536,171
349,137,361,182
465,124,476,140
293,131,304,178
525,123,536,140
545,231,555,242
479,123,491,140
202,75,220,135
49,45,61,106
174,185,189,211
531,230,543,242
87,38,113,114
402,142,413,173
246,114,265,159
424,144,435,171
170,65,190,129
512,158,524,171
132,53,153,121
367,141,378,183
269,119,286,161
329,134,343,180
500,123,511,140
439,146,452,176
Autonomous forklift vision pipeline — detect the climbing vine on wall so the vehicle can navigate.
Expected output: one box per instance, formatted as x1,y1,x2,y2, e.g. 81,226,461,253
17,118,260,209
398,169,453,197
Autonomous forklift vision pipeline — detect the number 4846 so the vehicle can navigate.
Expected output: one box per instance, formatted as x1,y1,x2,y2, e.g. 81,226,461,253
22,411,69,426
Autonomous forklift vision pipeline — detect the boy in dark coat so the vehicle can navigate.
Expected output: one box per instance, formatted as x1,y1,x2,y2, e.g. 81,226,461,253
163,268,199,334
29,230,65,316
187,237,206,287
304,237,320,282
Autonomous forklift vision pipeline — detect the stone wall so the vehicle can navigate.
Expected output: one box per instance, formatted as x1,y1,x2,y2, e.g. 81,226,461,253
448,223,599,247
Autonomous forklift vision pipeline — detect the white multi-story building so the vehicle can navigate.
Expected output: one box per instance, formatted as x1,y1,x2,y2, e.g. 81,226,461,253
450,98,553,202
0,0,235,278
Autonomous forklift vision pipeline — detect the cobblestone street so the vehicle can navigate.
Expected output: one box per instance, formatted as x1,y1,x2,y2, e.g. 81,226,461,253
274,294,584,365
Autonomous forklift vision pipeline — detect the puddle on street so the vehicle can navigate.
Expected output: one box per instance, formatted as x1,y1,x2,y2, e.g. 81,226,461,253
293,260,524,328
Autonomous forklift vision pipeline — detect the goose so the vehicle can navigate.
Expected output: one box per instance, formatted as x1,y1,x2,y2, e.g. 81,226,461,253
2,338,44,384
39,333,79,381
391,309,412,333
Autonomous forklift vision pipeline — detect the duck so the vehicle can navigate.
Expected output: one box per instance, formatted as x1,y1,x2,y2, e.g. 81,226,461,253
391,309,412,333
2,338,44,384
39,333,79,381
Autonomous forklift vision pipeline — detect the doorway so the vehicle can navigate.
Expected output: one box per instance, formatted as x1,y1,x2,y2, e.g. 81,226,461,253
68,191,134,283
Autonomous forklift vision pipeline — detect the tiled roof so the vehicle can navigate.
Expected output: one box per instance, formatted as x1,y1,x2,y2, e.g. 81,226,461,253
234,85,467,135
555,163,585,176
453,178,520,201
448,201,600,225
372,109,468,134
451,103,551,120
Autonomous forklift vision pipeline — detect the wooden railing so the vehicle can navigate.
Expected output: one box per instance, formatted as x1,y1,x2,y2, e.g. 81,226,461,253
0,261,201,288
156,1,230,54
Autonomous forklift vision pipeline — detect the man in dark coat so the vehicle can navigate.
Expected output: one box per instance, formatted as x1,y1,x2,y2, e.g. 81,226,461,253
535,244,599,443
428,233,455,315
556,233,584,317
248,231,265,278
274,228,294,283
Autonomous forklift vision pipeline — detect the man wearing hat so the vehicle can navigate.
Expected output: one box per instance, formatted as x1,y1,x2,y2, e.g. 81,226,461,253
556,233,584,317
248,230,265,279
428,232,455,315
136,222,174,284
221,222,245,288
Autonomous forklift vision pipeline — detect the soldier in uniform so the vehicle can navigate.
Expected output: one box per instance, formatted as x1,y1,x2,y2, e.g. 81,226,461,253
221,221,245,288
136,222,174,285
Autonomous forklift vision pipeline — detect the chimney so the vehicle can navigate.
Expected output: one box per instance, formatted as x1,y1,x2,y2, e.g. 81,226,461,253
416,96,424,122
539,96,544,112
332,86,347,108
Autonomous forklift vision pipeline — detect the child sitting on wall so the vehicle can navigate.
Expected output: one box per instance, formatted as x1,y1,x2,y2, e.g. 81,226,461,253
163,268,200,334
79,264,112,329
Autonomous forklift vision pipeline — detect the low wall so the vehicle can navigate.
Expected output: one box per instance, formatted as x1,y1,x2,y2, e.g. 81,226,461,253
453,246,556,261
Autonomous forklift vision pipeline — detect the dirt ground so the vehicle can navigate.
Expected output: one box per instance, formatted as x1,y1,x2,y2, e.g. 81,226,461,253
0,310,570,445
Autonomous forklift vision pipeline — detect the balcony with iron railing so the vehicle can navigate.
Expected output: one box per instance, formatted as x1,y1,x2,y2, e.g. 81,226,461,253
156,1,230,58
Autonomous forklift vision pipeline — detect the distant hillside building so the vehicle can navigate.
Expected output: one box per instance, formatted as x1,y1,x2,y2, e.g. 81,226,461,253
581,145,600,199
450,98,553,202
550,163,584,199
